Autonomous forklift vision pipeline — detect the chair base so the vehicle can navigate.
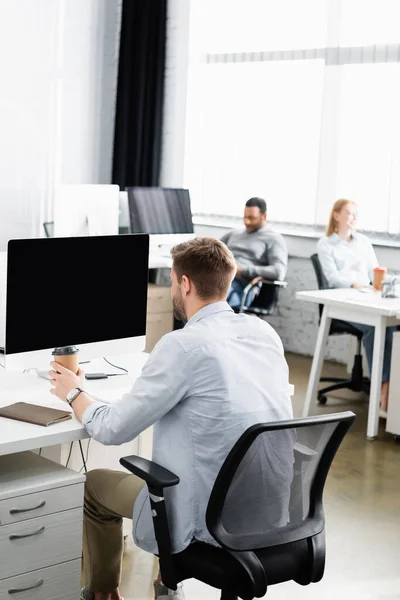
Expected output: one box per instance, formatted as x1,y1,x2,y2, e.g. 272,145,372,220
318,353,370,404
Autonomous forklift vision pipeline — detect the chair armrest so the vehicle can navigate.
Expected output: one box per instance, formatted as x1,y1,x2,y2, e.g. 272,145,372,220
240,279,288,313
293,442,317,462
258,279,288,288
119,455,180,590
289,443,318,523
248,277,288,288
120,455,180,489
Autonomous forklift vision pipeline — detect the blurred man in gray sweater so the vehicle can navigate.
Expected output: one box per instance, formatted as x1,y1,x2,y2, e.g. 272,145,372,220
221,197,288,309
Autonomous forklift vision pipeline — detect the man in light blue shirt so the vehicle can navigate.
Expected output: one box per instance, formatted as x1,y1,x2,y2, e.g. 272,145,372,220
49,237,293,600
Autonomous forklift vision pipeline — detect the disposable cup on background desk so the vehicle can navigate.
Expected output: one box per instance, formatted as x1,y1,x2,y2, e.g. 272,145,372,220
373,266,387,291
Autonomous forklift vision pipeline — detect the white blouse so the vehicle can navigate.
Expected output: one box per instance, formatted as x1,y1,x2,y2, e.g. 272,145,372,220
317,232,378,288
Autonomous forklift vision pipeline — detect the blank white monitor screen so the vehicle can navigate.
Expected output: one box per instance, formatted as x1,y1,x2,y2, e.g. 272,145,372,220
5,234,149,370
127,187,194,235
54,184,120,237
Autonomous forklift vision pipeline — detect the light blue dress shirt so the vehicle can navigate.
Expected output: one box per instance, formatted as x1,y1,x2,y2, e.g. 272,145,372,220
82,301,293,554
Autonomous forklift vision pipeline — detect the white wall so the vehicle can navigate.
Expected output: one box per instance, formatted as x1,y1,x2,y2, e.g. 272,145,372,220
0,0,122,251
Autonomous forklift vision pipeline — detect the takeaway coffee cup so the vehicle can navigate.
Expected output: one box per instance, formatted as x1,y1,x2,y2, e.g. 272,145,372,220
373,266,387,291
52,346,79,374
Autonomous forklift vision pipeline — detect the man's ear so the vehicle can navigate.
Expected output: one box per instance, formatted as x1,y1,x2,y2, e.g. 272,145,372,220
181,274,191,296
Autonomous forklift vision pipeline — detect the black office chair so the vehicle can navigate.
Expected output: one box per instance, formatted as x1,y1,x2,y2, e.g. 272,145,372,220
120,411,355,600
237,277,288,316
310,253,370,404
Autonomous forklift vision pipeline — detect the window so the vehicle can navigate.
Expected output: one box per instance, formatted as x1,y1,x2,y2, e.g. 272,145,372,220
184,0,400,234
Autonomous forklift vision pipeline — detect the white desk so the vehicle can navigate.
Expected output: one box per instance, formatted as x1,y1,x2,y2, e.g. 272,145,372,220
296,288,400,439
0,352,149,457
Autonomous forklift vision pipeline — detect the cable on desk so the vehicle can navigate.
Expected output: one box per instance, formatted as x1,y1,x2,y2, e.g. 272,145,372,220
39,448,42,456
103,357,128,375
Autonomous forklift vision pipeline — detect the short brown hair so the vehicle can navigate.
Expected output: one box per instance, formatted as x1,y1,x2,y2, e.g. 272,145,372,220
326,199,356,236
171,237,236,300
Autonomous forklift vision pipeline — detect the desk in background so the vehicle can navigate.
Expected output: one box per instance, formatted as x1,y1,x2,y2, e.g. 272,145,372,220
296,288,400,440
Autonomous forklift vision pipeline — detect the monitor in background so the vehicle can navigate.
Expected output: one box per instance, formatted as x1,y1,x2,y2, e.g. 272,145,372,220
4,234,149,371
54,184,120,237
126,187,195,251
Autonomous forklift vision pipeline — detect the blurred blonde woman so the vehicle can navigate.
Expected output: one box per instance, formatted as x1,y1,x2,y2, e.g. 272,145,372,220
317,199,397,412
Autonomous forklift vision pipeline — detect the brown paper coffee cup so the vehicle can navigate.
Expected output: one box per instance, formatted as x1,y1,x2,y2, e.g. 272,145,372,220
52,346,79,374
373,267,387,291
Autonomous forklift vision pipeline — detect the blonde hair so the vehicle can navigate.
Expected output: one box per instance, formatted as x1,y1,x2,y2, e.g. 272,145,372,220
326,199,357,236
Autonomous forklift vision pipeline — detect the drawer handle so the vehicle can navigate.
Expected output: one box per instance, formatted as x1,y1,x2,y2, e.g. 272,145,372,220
8,578,44,594
9,526,45,540
10,500,46,515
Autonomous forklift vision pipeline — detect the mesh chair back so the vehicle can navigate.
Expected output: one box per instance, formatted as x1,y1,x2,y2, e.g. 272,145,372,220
310,253,328,291
206,412,355,551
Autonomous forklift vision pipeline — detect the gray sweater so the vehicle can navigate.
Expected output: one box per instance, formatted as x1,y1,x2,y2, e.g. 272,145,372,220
221,226,288,283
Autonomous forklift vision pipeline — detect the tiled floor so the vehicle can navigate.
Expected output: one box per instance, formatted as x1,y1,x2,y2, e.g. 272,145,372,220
120,353,400,600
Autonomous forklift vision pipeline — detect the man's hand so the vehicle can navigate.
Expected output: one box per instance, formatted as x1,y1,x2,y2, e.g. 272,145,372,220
48,362,85,402
236,264,242,275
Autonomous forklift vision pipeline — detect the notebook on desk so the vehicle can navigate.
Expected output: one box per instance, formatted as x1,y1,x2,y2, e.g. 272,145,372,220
0,402,72,427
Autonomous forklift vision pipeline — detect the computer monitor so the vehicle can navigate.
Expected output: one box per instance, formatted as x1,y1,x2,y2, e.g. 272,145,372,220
126,187,195,251
54,184,120,237
4,234,149,371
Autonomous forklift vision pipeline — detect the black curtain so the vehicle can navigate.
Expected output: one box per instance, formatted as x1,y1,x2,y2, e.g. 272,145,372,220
112,0,167,189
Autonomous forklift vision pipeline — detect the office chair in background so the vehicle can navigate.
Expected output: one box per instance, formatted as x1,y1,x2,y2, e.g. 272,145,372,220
237,277,288,317
120,411,355,600
310,253,370,404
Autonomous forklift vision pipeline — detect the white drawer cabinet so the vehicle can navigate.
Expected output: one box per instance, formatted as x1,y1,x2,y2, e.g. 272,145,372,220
0,508,82,580
0,483,83,526
0,452,85,600
0,559,80,600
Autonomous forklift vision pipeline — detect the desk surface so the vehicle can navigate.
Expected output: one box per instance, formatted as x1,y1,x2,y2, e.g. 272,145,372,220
296,288,400,317
0,353,149,456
